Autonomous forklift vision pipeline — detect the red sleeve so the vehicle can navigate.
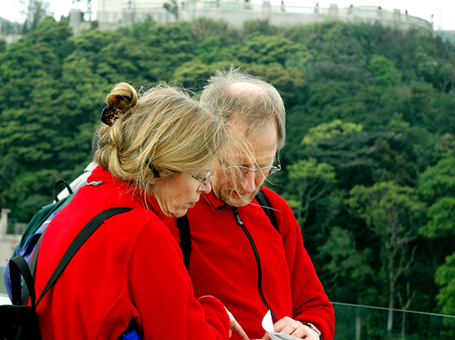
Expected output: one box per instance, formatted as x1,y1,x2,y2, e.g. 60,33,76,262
127,218,230,340
264,188,336,340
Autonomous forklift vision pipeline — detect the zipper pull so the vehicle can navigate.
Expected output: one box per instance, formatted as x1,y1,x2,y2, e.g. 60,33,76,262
232,207,244,226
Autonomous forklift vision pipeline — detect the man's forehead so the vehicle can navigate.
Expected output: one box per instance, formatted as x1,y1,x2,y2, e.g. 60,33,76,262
227,116,276,141
228,148,274,165
226,119,277,154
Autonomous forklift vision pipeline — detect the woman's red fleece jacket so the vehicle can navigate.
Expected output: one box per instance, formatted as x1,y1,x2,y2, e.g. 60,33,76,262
34,166,230,340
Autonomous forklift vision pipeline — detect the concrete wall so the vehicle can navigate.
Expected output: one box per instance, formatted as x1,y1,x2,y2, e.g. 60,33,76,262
0,34,22,45
0,209,21,294
0,210,21,261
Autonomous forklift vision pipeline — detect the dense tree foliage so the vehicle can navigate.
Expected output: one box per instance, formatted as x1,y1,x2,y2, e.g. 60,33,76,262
2,15,455,336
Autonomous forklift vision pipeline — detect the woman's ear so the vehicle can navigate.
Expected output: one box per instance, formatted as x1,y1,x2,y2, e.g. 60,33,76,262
149,177,158,186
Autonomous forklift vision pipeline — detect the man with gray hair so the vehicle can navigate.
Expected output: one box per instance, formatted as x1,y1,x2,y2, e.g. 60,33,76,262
170,68,335,340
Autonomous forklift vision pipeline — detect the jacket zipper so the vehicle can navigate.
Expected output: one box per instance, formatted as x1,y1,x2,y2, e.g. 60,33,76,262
232,206,277,323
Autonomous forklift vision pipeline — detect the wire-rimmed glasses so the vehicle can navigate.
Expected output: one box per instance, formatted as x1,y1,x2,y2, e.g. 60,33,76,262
218,152,281,177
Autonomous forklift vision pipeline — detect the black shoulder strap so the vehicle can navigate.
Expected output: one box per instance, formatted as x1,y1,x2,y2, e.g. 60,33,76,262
34,207,132,306
255,189,278,232
177,216,191,269
53,180,73,202
10,256,36,306
20,235,43,305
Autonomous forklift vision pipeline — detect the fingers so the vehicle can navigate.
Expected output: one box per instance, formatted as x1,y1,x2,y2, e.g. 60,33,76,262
225,307,250,340
273,317,318,340
231,320,249,340
261,332,271,340
273,316,300,334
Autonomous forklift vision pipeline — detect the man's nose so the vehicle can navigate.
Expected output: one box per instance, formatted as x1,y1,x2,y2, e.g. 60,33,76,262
239,171,256,193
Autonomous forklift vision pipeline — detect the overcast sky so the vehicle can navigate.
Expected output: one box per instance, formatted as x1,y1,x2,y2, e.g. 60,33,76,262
2,0,454,30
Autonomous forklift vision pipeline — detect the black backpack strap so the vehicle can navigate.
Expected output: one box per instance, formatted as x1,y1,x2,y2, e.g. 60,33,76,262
53,180,73,202
255,189,278,232
10,256,36,306
19,235,43,305
34,207,132,306
177,215,191,269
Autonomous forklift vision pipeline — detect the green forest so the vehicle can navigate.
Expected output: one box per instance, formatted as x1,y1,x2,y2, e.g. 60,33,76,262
1,14,455,337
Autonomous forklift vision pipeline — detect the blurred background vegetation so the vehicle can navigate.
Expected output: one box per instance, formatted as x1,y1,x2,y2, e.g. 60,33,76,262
1,13,455,337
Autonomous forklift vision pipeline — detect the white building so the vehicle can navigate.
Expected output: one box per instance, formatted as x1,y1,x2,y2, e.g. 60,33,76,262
69,0,432,35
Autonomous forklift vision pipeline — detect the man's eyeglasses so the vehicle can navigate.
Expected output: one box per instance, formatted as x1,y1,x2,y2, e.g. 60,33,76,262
218,152,281,177
189,173,213,187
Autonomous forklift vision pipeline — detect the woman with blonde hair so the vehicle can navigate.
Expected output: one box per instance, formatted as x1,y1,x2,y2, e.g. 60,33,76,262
33,82,247,340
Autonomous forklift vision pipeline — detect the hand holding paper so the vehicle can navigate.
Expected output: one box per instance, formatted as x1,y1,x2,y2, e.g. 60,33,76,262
261,311,301,340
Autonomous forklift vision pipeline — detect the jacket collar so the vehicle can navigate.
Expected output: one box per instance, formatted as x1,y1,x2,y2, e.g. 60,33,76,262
202,191,229,210
89,166,132,191
89,166,167,216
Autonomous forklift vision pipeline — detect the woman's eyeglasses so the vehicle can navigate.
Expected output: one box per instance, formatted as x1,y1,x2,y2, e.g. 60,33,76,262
189,173,213,187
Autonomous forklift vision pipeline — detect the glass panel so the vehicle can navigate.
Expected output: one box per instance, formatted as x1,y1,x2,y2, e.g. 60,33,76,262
333,302,455,340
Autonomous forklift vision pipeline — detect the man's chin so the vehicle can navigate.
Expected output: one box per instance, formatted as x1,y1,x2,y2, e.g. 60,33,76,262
221,190,256,207
225,197,250,207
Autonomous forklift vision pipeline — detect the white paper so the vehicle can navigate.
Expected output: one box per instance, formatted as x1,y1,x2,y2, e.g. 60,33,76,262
261,310,301,340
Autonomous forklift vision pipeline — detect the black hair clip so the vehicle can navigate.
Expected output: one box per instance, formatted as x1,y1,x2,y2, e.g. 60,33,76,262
101,107,123,126
148,161,160,178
